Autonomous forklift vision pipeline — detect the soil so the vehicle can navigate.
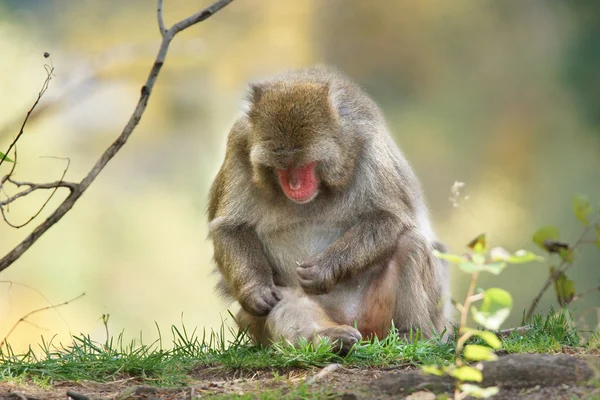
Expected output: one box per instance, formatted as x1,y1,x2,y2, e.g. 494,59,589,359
0,354,599,400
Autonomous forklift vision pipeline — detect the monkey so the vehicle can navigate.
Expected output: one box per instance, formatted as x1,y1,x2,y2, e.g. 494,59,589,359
207,66,451,353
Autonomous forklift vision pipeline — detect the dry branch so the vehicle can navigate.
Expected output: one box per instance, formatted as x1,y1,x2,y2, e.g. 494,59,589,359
0,0,234,273
0,292,85,348
1,157,75,228
0,61,54,168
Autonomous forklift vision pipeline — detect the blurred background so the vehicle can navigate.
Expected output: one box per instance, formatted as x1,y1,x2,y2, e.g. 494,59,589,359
0,0,598,353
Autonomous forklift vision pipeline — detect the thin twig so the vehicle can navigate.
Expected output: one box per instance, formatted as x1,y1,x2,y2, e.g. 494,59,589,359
496,325,531,337
1,143,18,185
573,285,600,302
524,217,600,321
0,292,85,348
460,272,480,330
1,179,76,206
0,60,54,168
0,0,235,273
0,39,212,143
0,158,74,228
306,363,344,385
0,280,72,330
157,0,166,36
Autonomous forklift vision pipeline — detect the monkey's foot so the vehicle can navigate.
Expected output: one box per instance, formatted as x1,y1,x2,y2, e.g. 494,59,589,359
315,325,362,355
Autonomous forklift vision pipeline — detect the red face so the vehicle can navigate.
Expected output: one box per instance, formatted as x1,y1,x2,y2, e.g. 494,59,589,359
276,162,319,204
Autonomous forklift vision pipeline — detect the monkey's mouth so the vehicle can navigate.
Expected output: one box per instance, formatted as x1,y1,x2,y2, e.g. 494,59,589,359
276,162,319,204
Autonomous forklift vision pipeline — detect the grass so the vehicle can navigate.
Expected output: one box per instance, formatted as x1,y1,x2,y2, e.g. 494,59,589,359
0,309,586,387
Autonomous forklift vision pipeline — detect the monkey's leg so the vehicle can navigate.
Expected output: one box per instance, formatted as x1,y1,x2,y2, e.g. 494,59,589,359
236,287,362,354
357,229,450,340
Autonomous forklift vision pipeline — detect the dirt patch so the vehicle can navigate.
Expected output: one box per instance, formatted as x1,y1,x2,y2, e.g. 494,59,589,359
1,354,599,399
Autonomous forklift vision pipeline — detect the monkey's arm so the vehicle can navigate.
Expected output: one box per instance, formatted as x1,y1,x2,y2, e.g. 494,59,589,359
208,129,281,316
297,210,405,294
211,223,281,316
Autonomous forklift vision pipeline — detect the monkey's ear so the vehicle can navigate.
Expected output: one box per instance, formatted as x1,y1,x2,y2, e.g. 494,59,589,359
242,83,264,116
248,83,264,105
328,85,351,118
316,82,347,117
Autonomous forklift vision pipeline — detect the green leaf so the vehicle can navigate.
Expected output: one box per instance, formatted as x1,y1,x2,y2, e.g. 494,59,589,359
490,247,543,264
505,249,544,264
463,344,498,361
472,307,510,331
467,233,487,254
558,247,575,263
459,261,506,275
532,226,559,251
421,365,444,376
0,151,13,163
595,223,600,249
459,384,500,399
432,250,464,264
552,269,575,307
483,288,513,309
460,328,502,349
471,253,486,265
573,194,593,227
450,366,483,382
472,288,513,330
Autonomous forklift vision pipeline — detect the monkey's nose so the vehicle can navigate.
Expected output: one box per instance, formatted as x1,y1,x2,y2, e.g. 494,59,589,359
289,178,301,191
288,166,306,191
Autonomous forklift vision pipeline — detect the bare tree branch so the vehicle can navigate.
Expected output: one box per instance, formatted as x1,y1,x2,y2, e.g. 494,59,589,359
0,292,85,348
0,38,210,143
573,284,600,302
0,0,235,273
0,60,54,168
1,157,74,228
0,181,74,206
0,280,72,329
157,0,166,37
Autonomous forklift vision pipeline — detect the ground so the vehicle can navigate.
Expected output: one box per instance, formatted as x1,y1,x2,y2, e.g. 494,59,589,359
0,312,598,399
1,353,599,399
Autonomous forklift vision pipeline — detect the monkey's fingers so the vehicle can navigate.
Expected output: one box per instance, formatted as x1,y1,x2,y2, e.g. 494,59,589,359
271,287,283,302
260,288,280,309
296,265,314,279
242,298,271,316
240,286,280,316
297,267,328,295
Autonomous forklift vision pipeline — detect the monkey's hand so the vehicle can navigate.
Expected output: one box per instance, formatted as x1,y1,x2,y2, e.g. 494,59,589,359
297,258,338,295
238,284,282,317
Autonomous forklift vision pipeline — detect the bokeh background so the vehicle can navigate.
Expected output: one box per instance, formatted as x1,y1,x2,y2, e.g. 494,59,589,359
0,0,599,353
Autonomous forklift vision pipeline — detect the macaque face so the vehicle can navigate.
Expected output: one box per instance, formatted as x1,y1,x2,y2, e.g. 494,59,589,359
249,142,325,204
247,82,342,204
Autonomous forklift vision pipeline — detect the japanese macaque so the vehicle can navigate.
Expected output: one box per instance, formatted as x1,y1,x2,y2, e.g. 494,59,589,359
207,66,450,353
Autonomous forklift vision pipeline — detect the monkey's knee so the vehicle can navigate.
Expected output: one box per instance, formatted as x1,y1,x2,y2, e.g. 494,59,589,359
265,288,325,342
357,263,398,340
390,229,451,339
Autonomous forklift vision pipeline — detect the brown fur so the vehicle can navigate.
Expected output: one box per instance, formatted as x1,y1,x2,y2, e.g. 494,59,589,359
207,66,451,350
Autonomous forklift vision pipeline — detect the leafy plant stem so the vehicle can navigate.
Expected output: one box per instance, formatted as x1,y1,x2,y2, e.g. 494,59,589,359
525,216,600,321
454,271,480,400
